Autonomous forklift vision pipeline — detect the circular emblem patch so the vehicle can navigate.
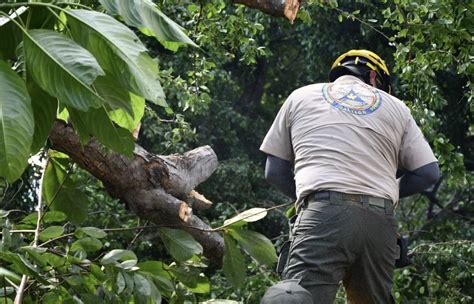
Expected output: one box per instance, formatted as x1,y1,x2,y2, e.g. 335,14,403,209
322,81,382,115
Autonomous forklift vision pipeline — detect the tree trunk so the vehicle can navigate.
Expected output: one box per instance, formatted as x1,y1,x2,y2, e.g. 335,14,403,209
48,121,224,265
234,0,301,23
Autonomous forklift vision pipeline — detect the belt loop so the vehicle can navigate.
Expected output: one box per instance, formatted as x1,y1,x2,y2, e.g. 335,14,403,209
385,200,393,215
330,191,342,201
361,196,370,208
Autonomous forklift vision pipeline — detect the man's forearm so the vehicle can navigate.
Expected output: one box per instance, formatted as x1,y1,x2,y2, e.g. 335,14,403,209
399,162,440,198
265,155,297,200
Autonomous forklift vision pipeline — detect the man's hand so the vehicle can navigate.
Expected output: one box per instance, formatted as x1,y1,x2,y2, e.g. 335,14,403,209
265,155,297,200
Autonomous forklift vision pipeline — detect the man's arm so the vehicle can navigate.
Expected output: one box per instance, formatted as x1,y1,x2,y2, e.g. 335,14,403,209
265,155,297,200
399,162,440,198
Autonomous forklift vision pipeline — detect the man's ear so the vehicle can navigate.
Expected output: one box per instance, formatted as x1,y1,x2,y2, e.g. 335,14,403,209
369,70,378,88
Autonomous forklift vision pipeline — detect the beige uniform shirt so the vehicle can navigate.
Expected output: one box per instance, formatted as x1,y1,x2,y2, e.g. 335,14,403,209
260,75,437,205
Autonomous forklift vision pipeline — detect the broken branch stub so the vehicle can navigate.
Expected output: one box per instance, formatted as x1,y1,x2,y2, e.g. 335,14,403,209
49,121,223,264
233,0,301,23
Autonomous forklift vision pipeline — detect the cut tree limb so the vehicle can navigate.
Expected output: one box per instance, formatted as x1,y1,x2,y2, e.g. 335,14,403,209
48,120,224,264
234,0,301,23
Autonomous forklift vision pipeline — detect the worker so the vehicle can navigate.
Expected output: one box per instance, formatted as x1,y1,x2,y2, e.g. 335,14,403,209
260,50,440,303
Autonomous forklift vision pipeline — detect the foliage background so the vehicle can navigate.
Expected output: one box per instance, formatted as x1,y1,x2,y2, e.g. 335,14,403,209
0,0,472,303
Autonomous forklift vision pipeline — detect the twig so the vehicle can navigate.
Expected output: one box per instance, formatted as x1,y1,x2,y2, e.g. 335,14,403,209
3,276,7,304
2,230,36,234
1,179,24,210
127,220,147,250
15,157,49,304
332,6,392,43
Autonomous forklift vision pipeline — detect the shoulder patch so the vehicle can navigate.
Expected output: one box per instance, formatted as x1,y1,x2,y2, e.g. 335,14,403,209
322,80,382,115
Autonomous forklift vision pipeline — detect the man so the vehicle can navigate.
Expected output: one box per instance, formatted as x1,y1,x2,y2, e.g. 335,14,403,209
260,50,439,303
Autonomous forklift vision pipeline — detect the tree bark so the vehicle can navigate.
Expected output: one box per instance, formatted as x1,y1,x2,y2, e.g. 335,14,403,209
48,121,224,264
234,0,301,23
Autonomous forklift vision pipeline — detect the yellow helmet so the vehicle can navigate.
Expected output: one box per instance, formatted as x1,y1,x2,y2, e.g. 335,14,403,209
329,49,391,93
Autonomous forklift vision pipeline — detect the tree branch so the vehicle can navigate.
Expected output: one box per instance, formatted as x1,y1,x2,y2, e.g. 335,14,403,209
48,121,224,264
233,0,301,23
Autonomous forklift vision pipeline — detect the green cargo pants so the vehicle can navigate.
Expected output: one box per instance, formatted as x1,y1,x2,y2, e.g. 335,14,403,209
282,194,398,304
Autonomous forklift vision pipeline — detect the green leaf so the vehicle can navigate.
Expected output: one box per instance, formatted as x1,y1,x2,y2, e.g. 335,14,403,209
100,249,137,265
223,207,267,228
99,0,197,51
93,75,133,115
200,300,240,304
28,80,58,154
170,265,200,287
68,106,135,156
42,156,90,225
44,252,66,268
78,227,107,239
0,7,26,60
42,211,67,223
66,9,166,106
0,60,34,182
122,271,135,295
159,228,203,262
90,264,106,281
116,259,138,270
116,272,126,294
42,292,65,304
70,237,103,252
138,261,174,296
108,93,145,132
0,252,48,284
39,225,65,241
228,228,277,267
134,273,152,297
20,212,38,225
24,29,104,111
186,274,210,294
222,234,245,289
0,267,21,284
138,261,171,279
0,286,14,298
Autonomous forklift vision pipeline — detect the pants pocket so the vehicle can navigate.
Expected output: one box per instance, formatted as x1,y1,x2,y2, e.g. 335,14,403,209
294,201,348,236
277,240,291,276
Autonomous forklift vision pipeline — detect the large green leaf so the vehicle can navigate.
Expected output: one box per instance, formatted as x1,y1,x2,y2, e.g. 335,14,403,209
23,29,105,111
0,60,33,182
68,106,135,156
42,155,89,225
222,207,268,228
99,0,197,51
0,7,26,60
66,9,166,106
222,234,246,289
28,79,58,154
159,228,203,262
228,228,277,267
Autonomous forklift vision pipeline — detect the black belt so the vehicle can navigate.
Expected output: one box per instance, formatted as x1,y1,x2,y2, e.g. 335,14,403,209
305,191,393,212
